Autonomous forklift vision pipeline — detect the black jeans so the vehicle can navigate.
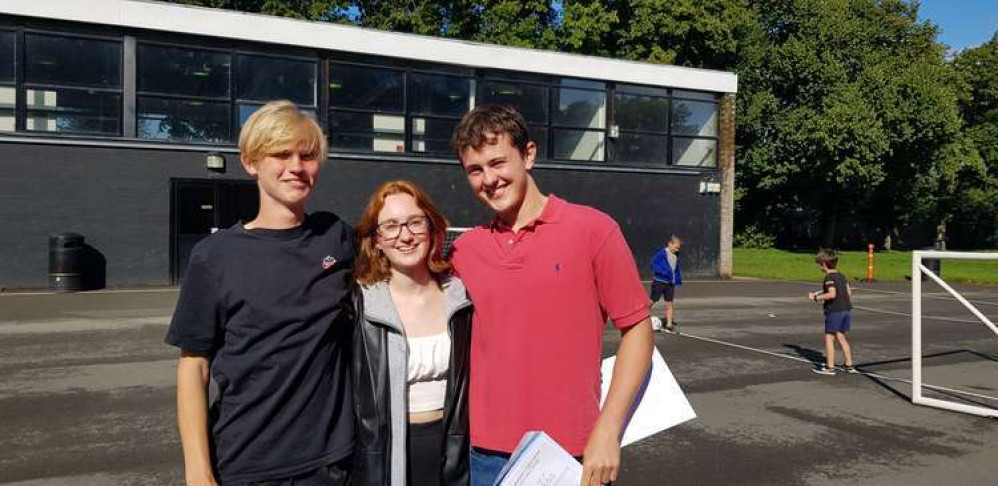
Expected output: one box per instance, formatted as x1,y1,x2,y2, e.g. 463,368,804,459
408,419,445,486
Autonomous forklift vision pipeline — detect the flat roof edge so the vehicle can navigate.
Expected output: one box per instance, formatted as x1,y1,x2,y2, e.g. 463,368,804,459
0,0,738,93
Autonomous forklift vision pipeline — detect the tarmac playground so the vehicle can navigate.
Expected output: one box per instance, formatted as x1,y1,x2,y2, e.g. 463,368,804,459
0,278,995,485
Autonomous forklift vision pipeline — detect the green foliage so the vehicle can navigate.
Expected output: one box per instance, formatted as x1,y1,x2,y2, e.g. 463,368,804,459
734,225,776,249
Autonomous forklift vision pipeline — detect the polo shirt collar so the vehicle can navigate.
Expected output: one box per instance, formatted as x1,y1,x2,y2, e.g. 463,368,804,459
490,194,566,231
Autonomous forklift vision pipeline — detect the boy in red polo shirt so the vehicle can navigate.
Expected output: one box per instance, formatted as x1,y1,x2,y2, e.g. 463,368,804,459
449,104,654,486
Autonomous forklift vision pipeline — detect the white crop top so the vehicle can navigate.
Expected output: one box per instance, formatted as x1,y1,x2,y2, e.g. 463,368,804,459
406,331,451,413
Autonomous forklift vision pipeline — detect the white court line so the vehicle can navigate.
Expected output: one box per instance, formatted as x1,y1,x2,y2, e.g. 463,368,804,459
674,331,998,403
852,305,986,325
853,285,998,307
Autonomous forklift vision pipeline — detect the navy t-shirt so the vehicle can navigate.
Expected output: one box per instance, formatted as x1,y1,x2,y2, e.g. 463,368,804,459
822,271,852,312
165,212,355,483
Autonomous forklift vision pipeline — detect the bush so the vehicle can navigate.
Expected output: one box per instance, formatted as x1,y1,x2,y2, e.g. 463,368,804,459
735,225,776,249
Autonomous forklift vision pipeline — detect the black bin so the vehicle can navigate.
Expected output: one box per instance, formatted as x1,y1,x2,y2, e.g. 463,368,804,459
922,248,942,281
49,233,86,292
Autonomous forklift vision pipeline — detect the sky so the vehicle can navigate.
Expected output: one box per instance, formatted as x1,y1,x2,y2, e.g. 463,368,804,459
917,0,997,51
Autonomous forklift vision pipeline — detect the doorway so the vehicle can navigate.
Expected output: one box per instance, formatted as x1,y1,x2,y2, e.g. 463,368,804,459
170,178,259,283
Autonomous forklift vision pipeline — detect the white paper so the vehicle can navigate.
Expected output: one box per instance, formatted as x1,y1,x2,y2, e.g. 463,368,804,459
495,431,583,486
600,347,696,446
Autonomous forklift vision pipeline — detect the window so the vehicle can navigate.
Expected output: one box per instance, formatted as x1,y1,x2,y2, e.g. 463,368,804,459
478,75,550,158
611,85,669,165
23,33,121,135
235,54,317,128
610,84,718,168
551,78,605,162
137,44,231,142
329,62,406,153
0,31,14,131
410,72,471,155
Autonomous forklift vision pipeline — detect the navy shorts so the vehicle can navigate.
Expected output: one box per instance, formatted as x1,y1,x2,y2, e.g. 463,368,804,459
650,281,676,302
824,310,851,333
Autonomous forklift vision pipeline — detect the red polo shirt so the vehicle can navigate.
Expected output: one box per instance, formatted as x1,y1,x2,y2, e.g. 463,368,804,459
451,195,649,455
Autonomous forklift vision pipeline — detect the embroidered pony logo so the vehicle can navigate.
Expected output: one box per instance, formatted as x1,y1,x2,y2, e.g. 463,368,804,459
322,255,337,270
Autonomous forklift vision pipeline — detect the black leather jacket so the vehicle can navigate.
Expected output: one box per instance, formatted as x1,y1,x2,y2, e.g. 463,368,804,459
350,282,473,486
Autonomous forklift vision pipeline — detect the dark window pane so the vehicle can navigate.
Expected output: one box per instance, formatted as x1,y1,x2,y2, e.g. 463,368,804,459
673,89,717,101
329,111,404,152
238,103,315,128
616,93,668,132
25,88,120,134
617,83,668,97
25,34,121,88
138,44,230,98
552,129,604,162
329,64,403,112
137,97,229,142
0,31,14,82
610,132,668,165
553,88,605,129
0,86,13,132
531,125,547,160
410,73,470,117
672,137,717,167
478,80,547,124
412,117,459,155
671,99,717,136
236,55,316,105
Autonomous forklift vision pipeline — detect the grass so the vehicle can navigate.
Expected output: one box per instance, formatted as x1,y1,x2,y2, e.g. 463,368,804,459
733,248,998,285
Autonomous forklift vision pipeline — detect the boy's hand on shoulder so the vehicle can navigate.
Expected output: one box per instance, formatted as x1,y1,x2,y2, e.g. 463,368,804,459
581,422,620,486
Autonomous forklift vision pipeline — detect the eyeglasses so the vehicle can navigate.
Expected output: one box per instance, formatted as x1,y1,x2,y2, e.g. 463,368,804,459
375,215,431,239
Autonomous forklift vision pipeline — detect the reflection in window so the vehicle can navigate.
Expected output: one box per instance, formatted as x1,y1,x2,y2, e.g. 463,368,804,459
238,103,315,128
25,34,121,88
236,55,316,105
329,111,405,153
610,133,668,165
25,88,120,135
410,73,470,117
0,31,14,83
553,129,605,162
412,117,459,155
138,44,230,98
137,97,229,142
672,137,716,167
478,80,547,124
616,94,668,132
553,88,605,129
671,99,717,137
329,63,404,112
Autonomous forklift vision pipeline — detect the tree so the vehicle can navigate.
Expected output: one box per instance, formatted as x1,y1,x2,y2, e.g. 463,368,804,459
737,0,968,248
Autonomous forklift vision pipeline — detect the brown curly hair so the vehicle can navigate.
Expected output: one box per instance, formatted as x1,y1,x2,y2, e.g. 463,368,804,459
355,180,451,285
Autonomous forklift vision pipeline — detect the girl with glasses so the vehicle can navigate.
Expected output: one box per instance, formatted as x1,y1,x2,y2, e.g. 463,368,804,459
351,180,473,486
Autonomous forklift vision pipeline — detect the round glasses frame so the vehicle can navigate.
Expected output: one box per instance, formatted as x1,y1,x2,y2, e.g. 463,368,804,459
375,215,431,239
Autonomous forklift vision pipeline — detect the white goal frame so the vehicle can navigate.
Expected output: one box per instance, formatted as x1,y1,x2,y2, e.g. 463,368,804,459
912,250,998,418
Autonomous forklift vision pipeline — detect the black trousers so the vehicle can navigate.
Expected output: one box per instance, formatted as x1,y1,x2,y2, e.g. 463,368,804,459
408,419,445,486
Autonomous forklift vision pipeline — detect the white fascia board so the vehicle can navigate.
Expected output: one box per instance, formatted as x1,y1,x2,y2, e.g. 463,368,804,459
1,0,738,93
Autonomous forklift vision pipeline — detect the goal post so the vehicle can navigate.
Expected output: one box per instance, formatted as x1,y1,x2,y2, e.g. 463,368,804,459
911,250,998,418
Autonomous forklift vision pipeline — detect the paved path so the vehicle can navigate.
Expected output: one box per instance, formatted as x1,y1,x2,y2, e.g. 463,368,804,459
0,280,995,484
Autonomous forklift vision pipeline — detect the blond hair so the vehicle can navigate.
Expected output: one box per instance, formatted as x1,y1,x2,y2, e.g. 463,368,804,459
238,100,327,166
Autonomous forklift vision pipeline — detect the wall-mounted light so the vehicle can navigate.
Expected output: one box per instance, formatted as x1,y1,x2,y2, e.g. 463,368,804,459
205,152,226,172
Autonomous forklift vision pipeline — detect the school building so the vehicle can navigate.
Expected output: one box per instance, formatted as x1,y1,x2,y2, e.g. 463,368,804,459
0,0,737,290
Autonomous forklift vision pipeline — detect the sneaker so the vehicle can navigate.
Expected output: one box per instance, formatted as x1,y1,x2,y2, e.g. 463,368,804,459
844,365,859,374
812,365,836,376
665,324,677,334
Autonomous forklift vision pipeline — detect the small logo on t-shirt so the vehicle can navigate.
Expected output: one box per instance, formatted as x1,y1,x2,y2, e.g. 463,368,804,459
322,255,337,269
554,262,561,273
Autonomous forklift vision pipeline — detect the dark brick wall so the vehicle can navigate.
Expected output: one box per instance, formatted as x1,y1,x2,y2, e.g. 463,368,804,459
0,142,720,289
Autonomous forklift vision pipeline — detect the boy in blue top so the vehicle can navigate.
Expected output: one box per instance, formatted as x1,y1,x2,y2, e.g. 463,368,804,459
808,249,857,376
650,235,682,333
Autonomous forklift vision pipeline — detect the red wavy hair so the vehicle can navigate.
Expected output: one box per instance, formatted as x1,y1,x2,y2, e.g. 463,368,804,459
355,180,451,285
